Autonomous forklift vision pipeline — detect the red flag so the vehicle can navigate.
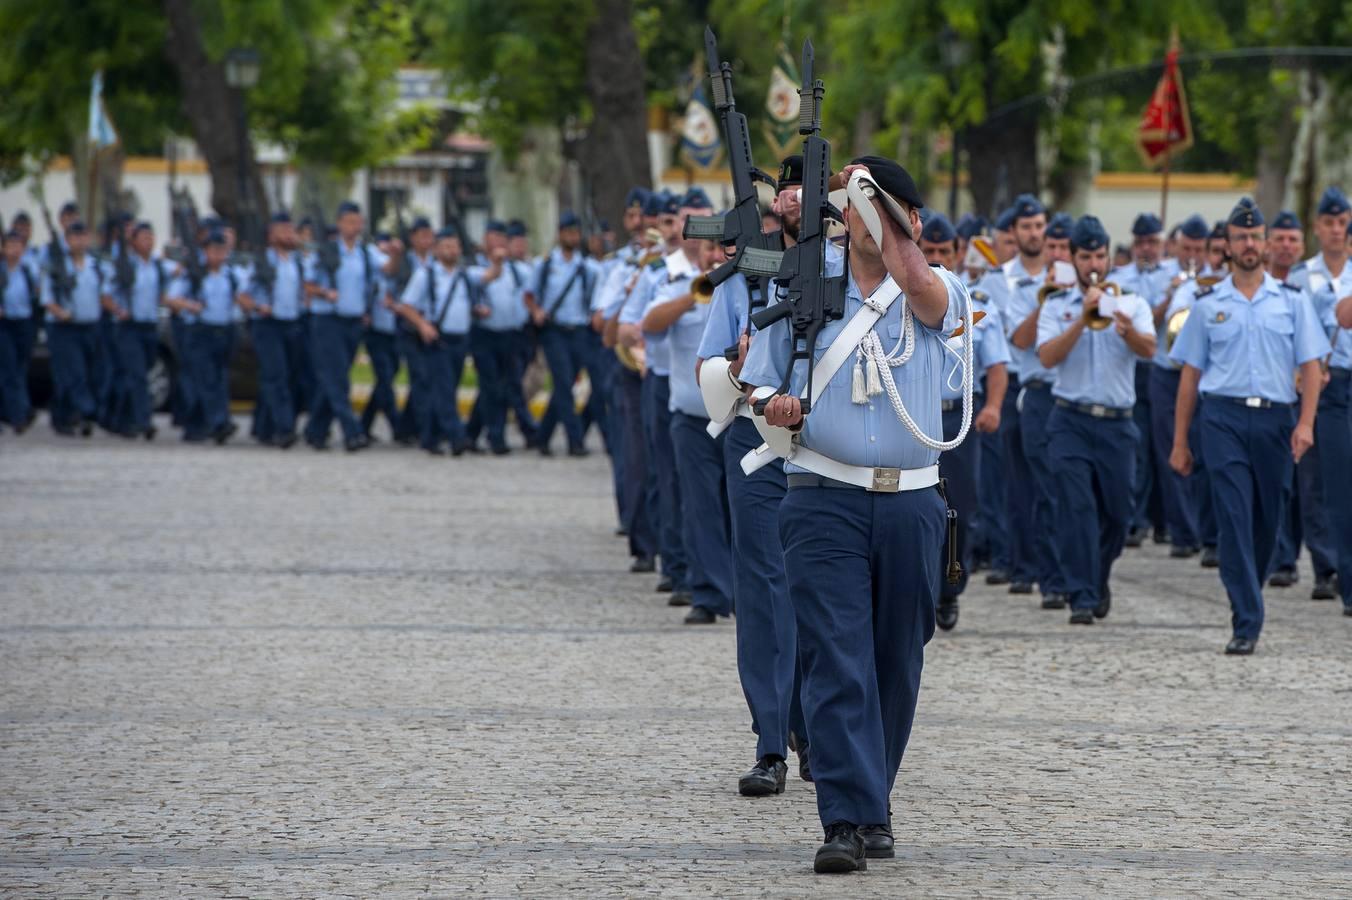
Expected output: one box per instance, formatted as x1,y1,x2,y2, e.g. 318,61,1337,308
1136,33,1193,169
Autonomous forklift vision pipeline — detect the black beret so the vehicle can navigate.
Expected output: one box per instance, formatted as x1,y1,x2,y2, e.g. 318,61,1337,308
1227,197,1264,229
778,155,803,188
1178,214,1209,240
1069,215,1110,251
1131,213,1163,236
850,155,924,209
1270,210,1301,231
920,212,957,244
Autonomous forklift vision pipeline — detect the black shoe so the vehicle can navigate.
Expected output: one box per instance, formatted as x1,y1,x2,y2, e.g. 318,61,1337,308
1124,527,1146,548
306,438,329,451
1009,581,1033,595
858,822,895,859
630,556,656,574
276,431,297,450
1343,606,1352,617
814,822,866,874
491,445,511,456
683,606,716,624
668,591,692,608
1311,576,1336,601
567,445,590,458
212,421,238,445
1069,608,1094,625
424,444,447,456
538,443,554,457
1152,527,1170,545
738,756,787,797
1093,585,1112,619
450,441,469,457
15,411,36,435
1170,545,1199,559
1268,567,1297,588
936,596,959,631
655,576,674,594
396,434,418,448
80,418,94,437
1225,636,1256,655
1041,593,1067,610
345,434,371,453
1200,547,1220,568
789,732,813,783
144,425,158,442
985,569,1010,586
462,441,483,455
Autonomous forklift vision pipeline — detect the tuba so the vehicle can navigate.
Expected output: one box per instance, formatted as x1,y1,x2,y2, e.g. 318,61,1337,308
1083,271,1119,330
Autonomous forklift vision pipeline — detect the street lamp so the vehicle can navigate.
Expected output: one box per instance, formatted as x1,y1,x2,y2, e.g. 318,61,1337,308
938,26,970,219
224,47,261,250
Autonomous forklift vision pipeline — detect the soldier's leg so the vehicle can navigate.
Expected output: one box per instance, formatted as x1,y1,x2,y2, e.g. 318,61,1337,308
1047,408,1099,613
1315,374,1352,611
669,411,732,616
1200,402,1266,641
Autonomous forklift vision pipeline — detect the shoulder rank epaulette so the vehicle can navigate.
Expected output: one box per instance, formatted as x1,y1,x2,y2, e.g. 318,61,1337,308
1017,277,1036,288
971,290,989,303
1194,285,1216,299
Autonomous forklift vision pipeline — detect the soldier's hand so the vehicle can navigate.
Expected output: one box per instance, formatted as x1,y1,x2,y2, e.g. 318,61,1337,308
1084,287,1103,311
326,288,339,302
1291,422,1315,463
1170,443,1193,477
258,304,273,318
729,333,750,378
974,404,1001,433
530,307,548,328
473,304,490,320
418,322,438,344
491,246,508,263
763,394,803,428
1113,310,1132,337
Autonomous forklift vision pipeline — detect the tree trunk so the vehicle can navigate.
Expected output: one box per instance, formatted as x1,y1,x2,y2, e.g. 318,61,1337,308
579,0,652,235
965,111,1040,219
1255,85,1297,220
161,0,268,247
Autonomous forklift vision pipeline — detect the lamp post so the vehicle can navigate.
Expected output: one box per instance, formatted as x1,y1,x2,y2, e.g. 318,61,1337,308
938,26,970,219
224,47,261,250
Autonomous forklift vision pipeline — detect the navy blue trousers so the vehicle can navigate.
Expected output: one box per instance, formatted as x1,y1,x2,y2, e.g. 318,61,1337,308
669,411,733,615
250,317,304,441
780,483,945,828
304,314,364,445
973,419,1008,570
1047,407,1137,611
113,321,158,434
1317,371,1352,610
183,324,231,438
538,325,593,451
643,373,687,589
1001,375,1037,584
422,333,468,450
1130,362,1163,532
1148,367,1199,549
0,317,35,426
169,316,189,427
1200,400,1294,640
616,368,656,560
469,328,514,451
1019,383,1064,596
48,322,97,427
395,331,424,443
1272,439,1335,576
94,316,118,428
939,406,980,599
725,416,804,760
360,330,401,436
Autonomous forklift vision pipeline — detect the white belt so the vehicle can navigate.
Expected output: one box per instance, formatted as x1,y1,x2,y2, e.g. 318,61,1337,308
791,446,939,492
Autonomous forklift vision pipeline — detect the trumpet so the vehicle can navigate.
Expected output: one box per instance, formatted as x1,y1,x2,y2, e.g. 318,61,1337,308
691,272,714,304
1084,272,1119,331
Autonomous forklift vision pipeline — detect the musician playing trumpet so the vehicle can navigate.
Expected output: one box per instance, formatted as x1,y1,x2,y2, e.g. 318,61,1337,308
1035,216,1155,626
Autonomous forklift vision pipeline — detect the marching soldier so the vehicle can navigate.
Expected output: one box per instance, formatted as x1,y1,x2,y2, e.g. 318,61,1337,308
166,232,240,444
41,220,102,436
525,212,602,457
239,212,307,448
1043,212,1073,263
920,213,1010,630
100,221,172,439
502,221,541,446
303,201,399,452
468,221,524,455
992,206,1018,267
1169,199,1329,655
361,231,403,441
1037,216,1156,625
1323,216,1352,617
1002,193,1067,608
392,217,435,446
0,229,40,433
742,156,965,872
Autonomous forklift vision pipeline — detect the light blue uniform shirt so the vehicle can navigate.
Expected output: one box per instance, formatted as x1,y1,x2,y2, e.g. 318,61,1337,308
943,290,1009,401
1002,258,1057,384
40,255,104,323
170,268,238,326
1113,259,1179,369
646,273,709,416
1038,288,1153,408
248,249,306,322
106,255,170,323
2,260,39,319
740,258,965,473
1292,252,1349,300
478,259,532,331
369,272,399,334
698,272,752,362
534,248,598,327
306,240,388,317
1169,273,1330,404
401,261,484,336
1316,281,1352,371
965,269,1011,318
623,261,676,377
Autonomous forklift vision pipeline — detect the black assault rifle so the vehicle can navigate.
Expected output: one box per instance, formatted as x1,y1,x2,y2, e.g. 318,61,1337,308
681,26,784,360
746,39,848,417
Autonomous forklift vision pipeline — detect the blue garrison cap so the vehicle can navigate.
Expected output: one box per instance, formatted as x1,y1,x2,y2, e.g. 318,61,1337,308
410,216,432,232
436,224,459,240
920,212,957,244
200,216,223,230
132,220,153,235
661,193,681,216
59,201,80,217
1270,210,1301,231
1227,197,1265,228
298,216,314,229
1317,186,1349,216
1178,214,1209,240
1045,212,1074,240
268,211,291,225
11,211,30,226
336,201,361,217
994,206,1017,232
642,192,666,217
1209,221,1227,240
558,211,581,230
1131,212,1163,236
375,231,392,242
2,230,22,243
204,231,227,246
682,188,713,211
955,213,986,240
66,220,88,235
1070,215,1110,251
485,220,507,234
506,219,528,238
625,187,650,210
1011,192,1046,223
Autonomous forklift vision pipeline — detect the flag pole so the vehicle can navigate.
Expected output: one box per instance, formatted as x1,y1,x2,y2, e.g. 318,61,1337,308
1159,26,1179,228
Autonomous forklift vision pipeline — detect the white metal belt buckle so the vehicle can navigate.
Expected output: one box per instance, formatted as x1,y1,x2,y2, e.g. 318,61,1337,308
871,467,901,492
1090,404,1107,417
1244,396,1263,408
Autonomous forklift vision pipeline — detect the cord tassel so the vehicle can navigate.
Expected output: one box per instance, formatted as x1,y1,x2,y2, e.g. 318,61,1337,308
866,353,882,397
851,352,867,404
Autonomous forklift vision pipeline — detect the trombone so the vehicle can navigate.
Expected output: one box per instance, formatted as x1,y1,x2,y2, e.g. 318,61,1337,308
1084,271,1119,330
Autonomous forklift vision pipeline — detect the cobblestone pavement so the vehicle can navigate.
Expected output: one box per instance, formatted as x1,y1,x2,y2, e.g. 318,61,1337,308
2,419,1350,898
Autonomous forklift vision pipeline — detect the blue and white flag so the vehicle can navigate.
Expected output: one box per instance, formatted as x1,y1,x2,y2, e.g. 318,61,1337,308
88,70,119,148
679,80,722,170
